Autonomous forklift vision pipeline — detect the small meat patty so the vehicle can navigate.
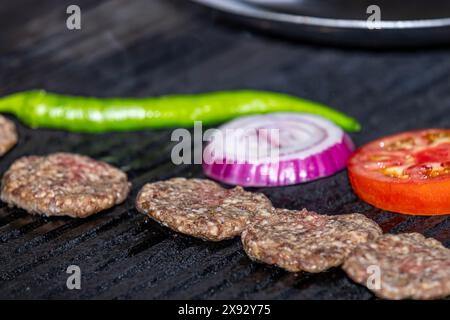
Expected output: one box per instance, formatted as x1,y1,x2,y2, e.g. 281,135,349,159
242,209,382,273
0,115,18,156
343,233,450,300
1,153,130,218
135,178,273,241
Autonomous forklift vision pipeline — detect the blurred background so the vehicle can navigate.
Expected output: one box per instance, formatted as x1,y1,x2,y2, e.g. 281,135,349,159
2,0,450,146
1,0,449,299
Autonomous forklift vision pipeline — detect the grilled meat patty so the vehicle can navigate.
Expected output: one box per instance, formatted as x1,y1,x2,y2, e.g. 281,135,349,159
0,115,17,157
343,233,450,300
242,209,382,273
1,153,130,218
136,178,273,241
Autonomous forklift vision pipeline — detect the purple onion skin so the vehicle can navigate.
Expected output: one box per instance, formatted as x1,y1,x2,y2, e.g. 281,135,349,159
203,134,354,187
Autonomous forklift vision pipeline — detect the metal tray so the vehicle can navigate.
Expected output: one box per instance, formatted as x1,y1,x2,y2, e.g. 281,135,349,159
191,0,450,47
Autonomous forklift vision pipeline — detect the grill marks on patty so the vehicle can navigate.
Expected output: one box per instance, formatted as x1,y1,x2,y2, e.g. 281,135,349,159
343,233,450,300
1,153,130,218
0,115,18,157
135,178,273,241
241,209,382,273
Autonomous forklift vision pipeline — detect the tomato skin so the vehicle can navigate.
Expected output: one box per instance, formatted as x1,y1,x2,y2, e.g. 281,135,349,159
348,129,450,216
348,165,450,215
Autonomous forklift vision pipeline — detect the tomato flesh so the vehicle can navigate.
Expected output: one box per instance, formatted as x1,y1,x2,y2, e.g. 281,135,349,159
348,129,450,215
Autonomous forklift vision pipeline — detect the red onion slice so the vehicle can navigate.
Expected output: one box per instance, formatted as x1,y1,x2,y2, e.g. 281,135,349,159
203,113,354,187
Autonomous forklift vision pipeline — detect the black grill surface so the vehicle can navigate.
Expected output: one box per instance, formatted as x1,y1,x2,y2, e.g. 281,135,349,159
0,0,449,299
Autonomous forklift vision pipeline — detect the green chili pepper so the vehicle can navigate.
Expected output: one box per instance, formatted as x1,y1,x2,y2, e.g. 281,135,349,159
0,90,361,133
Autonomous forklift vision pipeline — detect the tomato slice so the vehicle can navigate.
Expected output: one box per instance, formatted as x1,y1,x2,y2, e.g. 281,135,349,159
348,129,450,215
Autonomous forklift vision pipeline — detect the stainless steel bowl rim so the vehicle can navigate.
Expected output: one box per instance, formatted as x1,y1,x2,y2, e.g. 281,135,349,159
191,0,450,30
